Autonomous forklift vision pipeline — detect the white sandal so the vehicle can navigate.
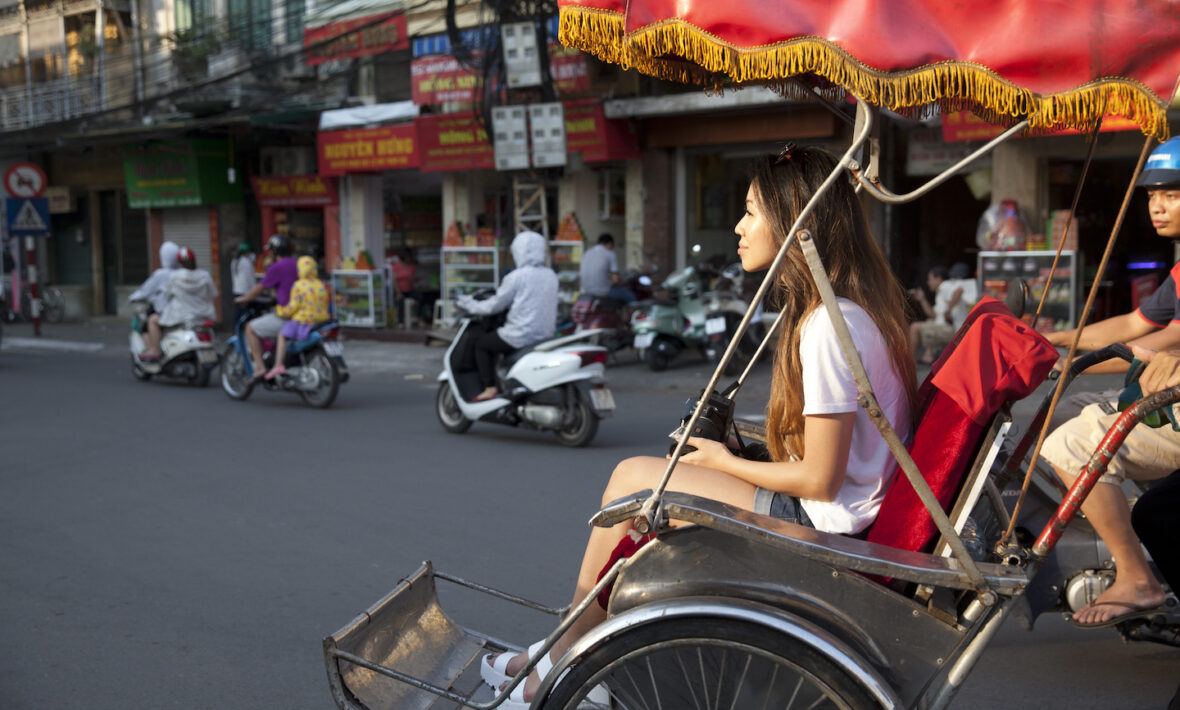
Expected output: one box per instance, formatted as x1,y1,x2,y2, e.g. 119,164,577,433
498,650,610,709
480,640,543,690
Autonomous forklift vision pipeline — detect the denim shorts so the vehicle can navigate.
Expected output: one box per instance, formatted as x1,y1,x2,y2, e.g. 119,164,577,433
752,487,814,528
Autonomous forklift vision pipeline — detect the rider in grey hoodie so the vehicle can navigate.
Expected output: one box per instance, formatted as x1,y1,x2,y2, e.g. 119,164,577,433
457,230,558,400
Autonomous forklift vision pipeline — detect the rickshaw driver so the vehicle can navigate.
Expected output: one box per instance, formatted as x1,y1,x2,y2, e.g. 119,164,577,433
1040,137,1180,628
479,146,918,709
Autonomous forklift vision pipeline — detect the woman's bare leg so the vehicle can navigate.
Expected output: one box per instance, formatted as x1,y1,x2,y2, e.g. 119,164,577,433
498,455,760,698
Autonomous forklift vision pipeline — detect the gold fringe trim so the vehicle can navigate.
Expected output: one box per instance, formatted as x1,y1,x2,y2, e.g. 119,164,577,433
558,9,1170,140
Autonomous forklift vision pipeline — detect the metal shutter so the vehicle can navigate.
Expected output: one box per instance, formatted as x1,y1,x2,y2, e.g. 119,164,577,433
161,207,212,274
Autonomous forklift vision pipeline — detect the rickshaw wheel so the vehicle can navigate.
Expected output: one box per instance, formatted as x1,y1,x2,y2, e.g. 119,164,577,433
542,617,881,710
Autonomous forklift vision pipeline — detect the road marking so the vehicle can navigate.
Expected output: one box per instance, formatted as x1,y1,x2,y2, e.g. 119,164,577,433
2,337,104,353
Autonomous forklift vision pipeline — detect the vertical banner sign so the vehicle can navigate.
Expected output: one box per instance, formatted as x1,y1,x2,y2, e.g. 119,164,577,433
317,124,420,176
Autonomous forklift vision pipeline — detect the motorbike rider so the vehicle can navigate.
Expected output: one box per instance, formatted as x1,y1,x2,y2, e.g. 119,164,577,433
457,230,558,401
235,234,298,380
579,233,635,305
156,247,216,333
128,241,180,362
266,255,329,380
1040,137,1180,627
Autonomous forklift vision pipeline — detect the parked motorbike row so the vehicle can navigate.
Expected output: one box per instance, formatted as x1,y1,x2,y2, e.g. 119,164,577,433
570,261,765,374
128,298,349,409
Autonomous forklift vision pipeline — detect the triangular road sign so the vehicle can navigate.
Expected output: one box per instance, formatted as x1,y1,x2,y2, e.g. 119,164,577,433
12,200,47,231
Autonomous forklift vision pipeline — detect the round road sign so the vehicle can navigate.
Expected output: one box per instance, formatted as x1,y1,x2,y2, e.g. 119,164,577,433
4,162,47,198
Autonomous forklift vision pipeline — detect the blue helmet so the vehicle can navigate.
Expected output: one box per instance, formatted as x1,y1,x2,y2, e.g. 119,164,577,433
1137,137,1180,188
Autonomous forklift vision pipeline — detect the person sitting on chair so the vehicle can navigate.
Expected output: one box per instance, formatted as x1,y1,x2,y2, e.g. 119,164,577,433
478,145,918,709
456,230,558,402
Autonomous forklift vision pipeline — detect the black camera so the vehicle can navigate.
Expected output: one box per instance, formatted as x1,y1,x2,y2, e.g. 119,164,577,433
669,387,735,455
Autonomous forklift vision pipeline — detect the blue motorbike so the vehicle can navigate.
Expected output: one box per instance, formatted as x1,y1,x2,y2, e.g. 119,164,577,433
220,300,348,408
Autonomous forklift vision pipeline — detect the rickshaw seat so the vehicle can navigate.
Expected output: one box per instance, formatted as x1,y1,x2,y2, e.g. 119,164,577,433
864,298,1057,558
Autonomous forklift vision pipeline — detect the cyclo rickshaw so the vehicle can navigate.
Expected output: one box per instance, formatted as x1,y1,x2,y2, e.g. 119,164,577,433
322,3,1180,708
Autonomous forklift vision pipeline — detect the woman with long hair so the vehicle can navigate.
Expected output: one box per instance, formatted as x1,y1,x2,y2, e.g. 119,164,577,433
485,145,918,708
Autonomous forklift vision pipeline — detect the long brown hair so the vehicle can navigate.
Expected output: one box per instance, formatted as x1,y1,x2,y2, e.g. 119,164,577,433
754,146,917,462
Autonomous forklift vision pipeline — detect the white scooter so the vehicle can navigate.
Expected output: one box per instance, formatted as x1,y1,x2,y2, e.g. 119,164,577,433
435,310,615,447
129,300,219,387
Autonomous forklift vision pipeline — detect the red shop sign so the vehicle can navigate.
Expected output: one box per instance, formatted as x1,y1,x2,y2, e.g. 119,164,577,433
564,99,639,163
304,11,408,66
941,110,1140,143
411,55,482,105
415,113,494,172
318,124,419,176
549,44,590,96
251,175,338,207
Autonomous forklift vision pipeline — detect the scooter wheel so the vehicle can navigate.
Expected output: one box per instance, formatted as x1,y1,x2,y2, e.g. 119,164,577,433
646,346,671,371
220,344,253,400
436,382,472,433
554,389,598,447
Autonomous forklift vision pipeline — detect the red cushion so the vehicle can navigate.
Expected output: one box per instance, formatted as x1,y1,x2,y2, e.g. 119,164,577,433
866,299,1058,557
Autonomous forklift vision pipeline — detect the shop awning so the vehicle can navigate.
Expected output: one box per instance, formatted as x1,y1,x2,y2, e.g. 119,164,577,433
319,100,419,130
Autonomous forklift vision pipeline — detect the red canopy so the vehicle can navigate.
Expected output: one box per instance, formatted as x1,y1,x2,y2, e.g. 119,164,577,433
559,0,1180,139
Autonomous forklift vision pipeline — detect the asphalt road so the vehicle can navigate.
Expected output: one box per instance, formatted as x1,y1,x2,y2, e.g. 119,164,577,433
0,338,1176,709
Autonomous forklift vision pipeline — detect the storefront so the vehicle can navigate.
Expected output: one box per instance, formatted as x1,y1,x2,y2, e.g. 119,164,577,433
936,111,1166,322
251,174,339,267
122,138,243,321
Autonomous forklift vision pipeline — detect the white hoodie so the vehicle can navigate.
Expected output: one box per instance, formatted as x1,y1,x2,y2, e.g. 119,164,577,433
457,231,557,348
128,241,180,314
159,268,217,327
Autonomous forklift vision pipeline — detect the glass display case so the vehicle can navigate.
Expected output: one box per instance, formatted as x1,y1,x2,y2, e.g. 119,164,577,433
440,247,500,322
332,270,387,328
978,250,1080,332
550,239,583,308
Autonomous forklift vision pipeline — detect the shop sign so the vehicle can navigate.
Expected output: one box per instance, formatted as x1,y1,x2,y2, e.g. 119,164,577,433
411,55,482,105
317,124,419,176
411,43,589,107
941,110,1140,143
906,128,989,176
45,185,74,213
122,139,242,209
304,11,408,66
251,175,339,207
415,113,494,172
563,99,639,163
549,44,590,96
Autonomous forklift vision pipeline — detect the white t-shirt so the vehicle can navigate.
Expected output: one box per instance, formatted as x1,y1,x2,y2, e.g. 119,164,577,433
231,254,256,296
796,299,912,534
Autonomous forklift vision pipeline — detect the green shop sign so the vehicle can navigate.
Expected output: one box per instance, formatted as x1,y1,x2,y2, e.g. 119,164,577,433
122,139,242,208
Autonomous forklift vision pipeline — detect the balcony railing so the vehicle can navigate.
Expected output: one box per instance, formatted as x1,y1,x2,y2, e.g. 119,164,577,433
0,76,102,131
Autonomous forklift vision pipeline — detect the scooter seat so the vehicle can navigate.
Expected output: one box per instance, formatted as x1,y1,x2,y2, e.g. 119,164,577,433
502,344,538,368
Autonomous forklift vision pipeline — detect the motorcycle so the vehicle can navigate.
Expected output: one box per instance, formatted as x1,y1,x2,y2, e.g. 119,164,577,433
220,300,348,408
128,300,219,386
435,308,615,447
631,264,734,371
701,263,763,376
566,270,654,354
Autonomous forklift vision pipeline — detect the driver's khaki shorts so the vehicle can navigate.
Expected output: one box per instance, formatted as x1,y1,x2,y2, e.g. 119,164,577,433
1040,389,1180,484
249,312,286,339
